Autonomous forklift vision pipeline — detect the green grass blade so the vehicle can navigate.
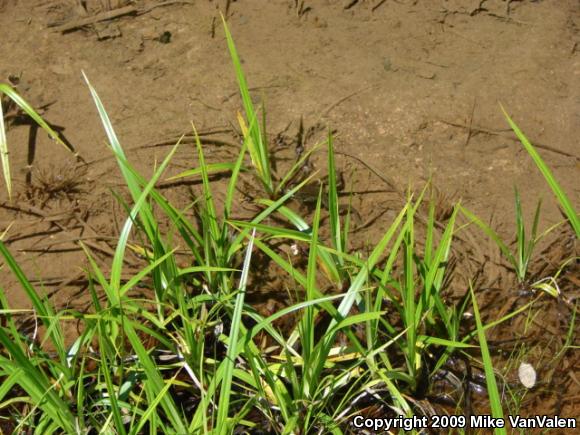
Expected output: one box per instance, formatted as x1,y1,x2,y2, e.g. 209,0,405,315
302,187,323,393
252,198,341,283
131,375,176,435
0,84,71,151
515,188,526,280
229,220,309,241
424,190,435,266
255,199,310,232
530,198,542,244
119,249,177,296
501,105,579,236
194,123,221,246
470,283,506,433
222,18,272,194
460,205,518,271
417,206,457,333
111,142,180,293
227,172,317,260
216,229,256,434
403,198,417,375
83,73,158,239
166,162,241,181
225,139,248,218
117,162,205,264
327,131,343,268
98,323,128,435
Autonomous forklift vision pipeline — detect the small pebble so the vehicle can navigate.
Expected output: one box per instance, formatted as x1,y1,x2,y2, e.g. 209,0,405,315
518,362,537,388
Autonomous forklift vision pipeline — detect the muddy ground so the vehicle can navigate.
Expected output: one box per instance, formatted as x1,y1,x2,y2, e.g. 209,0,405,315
0,0,578,426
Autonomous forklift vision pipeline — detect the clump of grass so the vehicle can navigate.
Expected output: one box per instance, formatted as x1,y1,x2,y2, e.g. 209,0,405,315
27,162,86,206
460,187,568,302
460,189,544,285
0,22,577,434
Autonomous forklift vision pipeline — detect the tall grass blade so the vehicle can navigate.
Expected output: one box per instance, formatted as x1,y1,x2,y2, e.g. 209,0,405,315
167,162,240,182
419,206,457,330
501,105,579,236
403,198,417,375
327,132,343,269
515,188,526,280
470,283,506,433
83,73,157,237
223,17,272,194
276,141,324,195
225,139,248,218
302,187,323,395
460,205,518,273
216,229,256,434
98,321,128,435
111,141,180,293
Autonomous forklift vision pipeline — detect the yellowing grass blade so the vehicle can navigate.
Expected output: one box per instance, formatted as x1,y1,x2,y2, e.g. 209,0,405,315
237,112,263,178
166,162,239,181
0,98,10,200
0,221,13,240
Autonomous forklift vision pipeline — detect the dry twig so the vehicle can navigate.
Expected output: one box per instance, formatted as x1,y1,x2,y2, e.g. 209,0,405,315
50,1,194,33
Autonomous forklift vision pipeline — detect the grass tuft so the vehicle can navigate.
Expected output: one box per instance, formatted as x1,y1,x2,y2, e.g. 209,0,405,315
0,22,576,434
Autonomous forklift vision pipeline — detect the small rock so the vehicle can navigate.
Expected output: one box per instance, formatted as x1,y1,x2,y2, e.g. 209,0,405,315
155,31,172,44
518,362,537,388
416,69,436,80
96,23,122,41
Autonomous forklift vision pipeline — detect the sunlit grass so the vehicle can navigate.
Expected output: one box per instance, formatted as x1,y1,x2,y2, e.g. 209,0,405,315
0,22,577,434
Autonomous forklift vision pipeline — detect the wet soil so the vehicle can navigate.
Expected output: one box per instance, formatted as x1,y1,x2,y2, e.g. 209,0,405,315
0,0,578,427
